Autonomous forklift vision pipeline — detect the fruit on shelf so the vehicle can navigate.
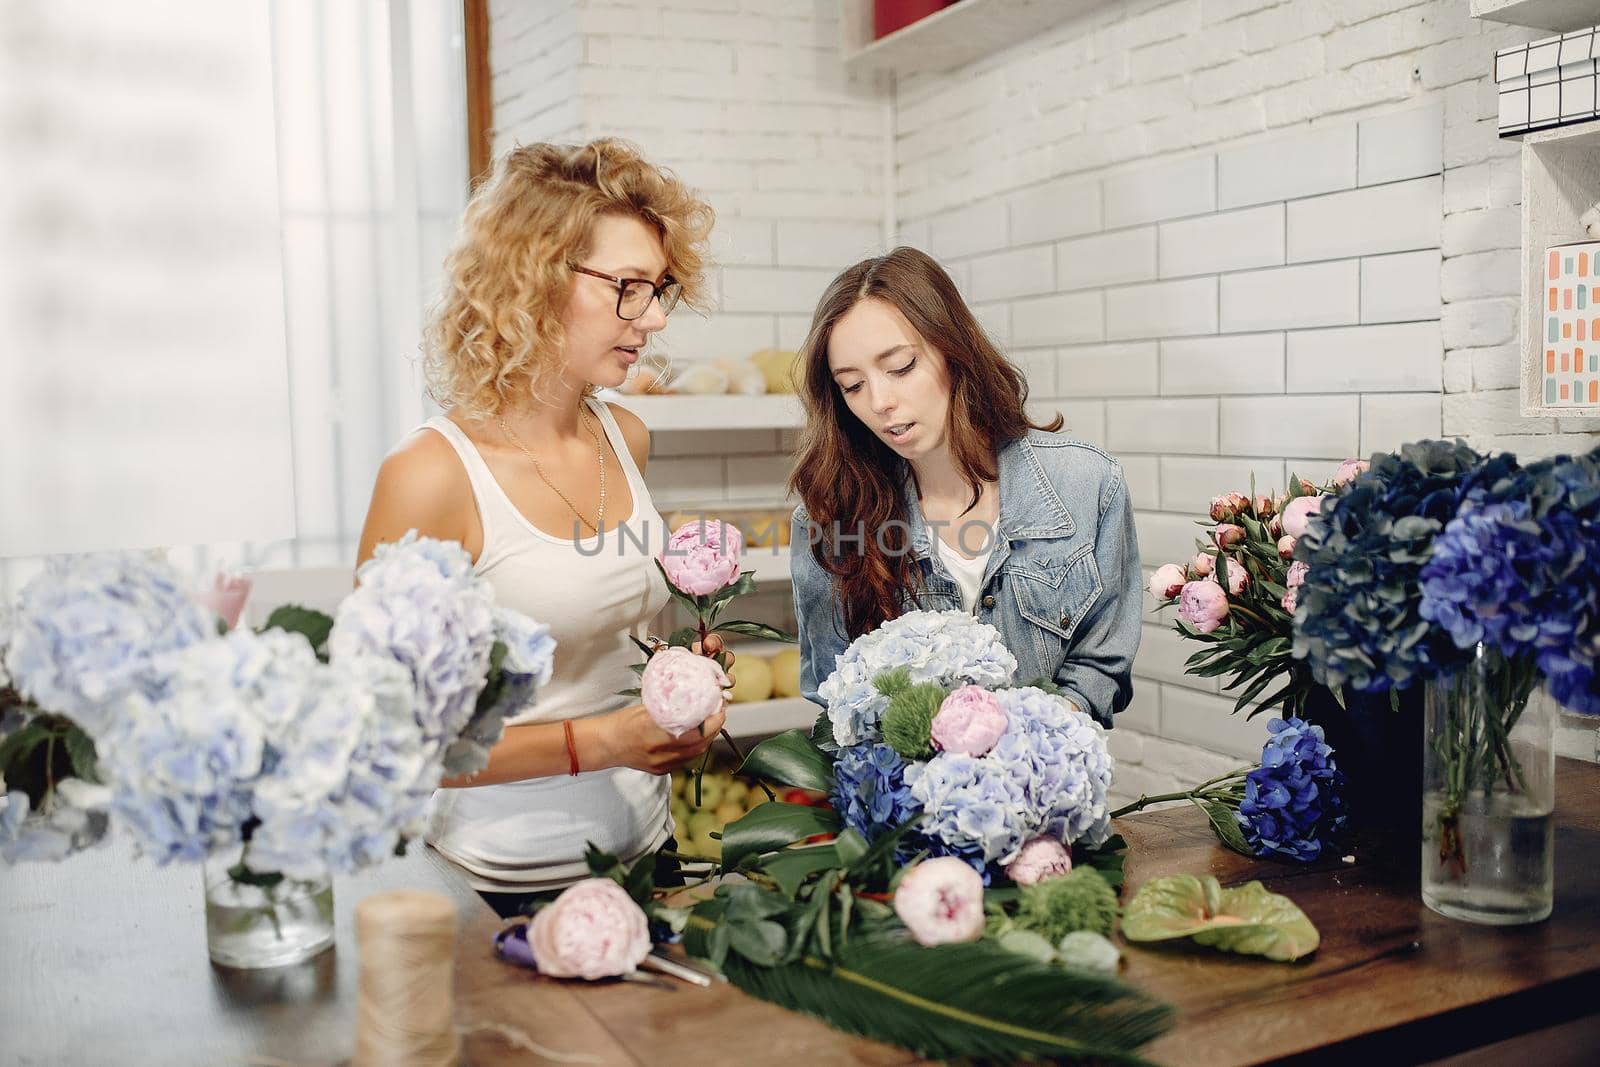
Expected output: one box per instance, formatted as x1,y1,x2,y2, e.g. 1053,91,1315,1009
749,348,801,394
727,656,774,703
769,648,802,698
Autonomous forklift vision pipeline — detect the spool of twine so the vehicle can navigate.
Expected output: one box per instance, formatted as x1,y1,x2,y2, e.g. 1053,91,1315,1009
354,890,461,1067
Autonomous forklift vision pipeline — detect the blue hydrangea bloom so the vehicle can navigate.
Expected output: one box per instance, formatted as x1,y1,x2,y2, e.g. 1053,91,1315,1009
829,742,920,844
989,687,1114,849
817,610,1016,748
3,552,213,736
1237,717,1346,862
330,532,497,755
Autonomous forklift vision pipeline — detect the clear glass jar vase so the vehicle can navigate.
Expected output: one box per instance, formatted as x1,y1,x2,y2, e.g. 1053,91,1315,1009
1421,651,1556,925
203,845,335,968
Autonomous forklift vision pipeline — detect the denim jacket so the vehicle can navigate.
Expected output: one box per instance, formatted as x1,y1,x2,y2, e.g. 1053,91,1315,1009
790,431,1142,727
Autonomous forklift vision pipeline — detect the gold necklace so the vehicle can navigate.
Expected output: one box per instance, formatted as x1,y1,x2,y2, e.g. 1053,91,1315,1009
497,407,606,535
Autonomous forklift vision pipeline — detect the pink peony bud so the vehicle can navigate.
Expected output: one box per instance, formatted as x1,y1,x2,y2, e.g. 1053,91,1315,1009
893,857,986,946
1277,535,1296,560
194,572,251,631
1212,559,1249,596
1148,563,1187,600
1177,579,1230,635
1267,514,1283,538
640,646,729,737
1004,836,1073,886
1252,494,1275,517
1332,458,1370,486
1189,552,1215,579
1285,560,1309,589
1281,586,1299,614
1280,496,1323,540
1213,523,1245,549
528,878,652,980
930,685,1009,756
660,520,744,596
1209,492,1248,523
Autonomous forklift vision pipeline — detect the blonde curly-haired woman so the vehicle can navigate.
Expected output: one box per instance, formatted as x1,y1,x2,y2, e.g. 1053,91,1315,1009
355,140,724,913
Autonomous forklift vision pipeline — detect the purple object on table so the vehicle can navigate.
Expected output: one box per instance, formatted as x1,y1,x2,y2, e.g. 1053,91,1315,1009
492,921,538,971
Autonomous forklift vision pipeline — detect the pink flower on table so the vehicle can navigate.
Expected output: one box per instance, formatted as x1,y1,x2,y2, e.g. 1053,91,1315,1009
1277,535,1297,560
893,857,986,946
528,878,652,980
930,685,1009,756
1004,836,1073,886
1148,563,1187,600
193,572,251,631
1212,559,1249,596
1213,523,1245,549
1189,553,1215,579
640,646,729,737
1332,458,1370,486
660,520,744,596
1280,495,1323,540
1178,579,1230,635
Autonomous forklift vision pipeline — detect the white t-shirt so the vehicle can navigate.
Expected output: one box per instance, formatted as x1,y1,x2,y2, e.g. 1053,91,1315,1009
935,534,990,615
419,400,672,893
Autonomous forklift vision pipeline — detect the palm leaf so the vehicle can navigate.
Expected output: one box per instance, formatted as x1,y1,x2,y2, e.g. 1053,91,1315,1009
691,919,1172,1065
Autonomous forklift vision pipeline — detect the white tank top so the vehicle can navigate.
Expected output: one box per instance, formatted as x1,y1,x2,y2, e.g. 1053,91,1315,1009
420,398,673,893
935,535,989,615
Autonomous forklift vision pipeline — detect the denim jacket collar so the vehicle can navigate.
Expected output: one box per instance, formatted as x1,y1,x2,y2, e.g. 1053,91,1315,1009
904,434,1076,560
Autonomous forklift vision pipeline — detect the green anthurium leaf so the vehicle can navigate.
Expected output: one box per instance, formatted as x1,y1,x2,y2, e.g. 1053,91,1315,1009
715,620,796,643
259,604,334,655
720,801,842,870
737,729,836,793
1121,874,1320,962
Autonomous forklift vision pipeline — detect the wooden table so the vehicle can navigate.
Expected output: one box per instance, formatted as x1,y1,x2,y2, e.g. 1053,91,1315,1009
3,758,1598,1066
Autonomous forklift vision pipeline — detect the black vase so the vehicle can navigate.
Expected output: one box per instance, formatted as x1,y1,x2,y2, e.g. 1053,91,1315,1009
1301,683,1424,857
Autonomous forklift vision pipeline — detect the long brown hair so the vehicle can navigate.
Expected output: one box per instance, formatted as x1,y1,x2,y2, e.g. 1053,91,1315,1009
788,247,1061,639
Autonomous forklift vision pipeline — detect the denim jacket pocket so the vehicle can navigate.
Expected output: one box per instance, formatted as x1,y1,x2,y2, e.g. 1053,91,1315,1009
1009,544,1103,664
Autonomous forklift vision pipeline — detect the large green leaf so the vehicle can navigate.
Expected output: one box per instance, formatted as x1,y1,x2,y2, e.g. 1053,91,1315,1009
260,605,334,656
720,801,842,870
1121,874,1319,962
688,919,1172,1065
715,619,796,643
760,841,846,897
737,729,836,793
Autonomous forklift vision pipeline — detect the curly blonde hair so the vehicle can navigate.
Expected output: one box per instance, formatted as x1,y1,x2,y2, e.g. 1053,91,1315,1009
424,139,714,417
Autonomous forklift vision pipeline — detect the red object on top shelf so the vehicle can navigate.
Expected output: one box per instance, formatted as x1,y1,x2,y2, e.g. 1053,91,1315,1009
874,0,951,40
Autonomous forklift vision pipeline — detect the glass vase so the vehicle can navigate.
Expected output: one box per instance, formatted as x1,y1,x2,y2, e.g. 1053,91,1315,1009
1421,652,1556,925
203,845,335,968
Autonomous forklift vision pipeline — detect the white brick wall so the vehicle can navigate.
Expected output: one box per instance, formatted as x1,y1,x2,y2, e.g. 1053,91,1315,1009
489,0,1598,796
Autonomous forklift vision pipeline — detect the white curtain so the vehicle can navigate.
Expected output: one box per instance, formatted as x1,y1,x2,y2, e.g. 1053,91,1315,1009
0,0,469,594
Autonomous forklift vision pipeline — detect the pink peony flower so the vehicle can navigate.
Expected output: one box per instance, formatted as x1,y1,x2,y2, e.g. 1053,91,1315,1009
1281,587,1299,614
1004,836,1073,886
1213,523,1245,549
1148,563,1187,600
930,685,1009,756
1280,495,1323,540
194,572,251,631
1212,559,1249,595
1277,535,1296,560
893,857,986,946
1189,552,1215,579
660,520,744,596
1209,492,1248,523
1332,458,1370,486
640,646,729,737
1177,579,1230,635
528,878,652,980
1281,560,1309,614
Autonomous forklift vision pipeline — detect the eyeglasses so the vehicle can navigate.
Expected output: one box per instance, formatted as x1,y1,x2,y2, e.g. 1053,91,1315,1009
569,264,683,320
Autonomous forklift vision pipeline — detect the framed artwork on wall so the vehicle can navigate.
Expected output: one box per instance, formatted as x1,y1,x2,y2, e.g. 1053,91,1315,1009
1531,239,1600,415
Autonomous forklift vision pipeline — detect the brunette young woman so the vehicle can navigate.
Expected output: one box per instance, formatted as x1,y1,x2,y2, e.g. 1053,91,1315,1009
354,140,725,914
789,247,1141,727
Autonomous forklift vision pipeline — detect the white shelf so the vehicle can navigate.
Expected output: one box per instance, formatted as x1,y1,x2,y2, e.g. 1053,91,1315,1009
724,696,819,739
1472,0,1599,34
744,544,792,584
1519,121,1600,415
841,0,1115,78
604,392,803,431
